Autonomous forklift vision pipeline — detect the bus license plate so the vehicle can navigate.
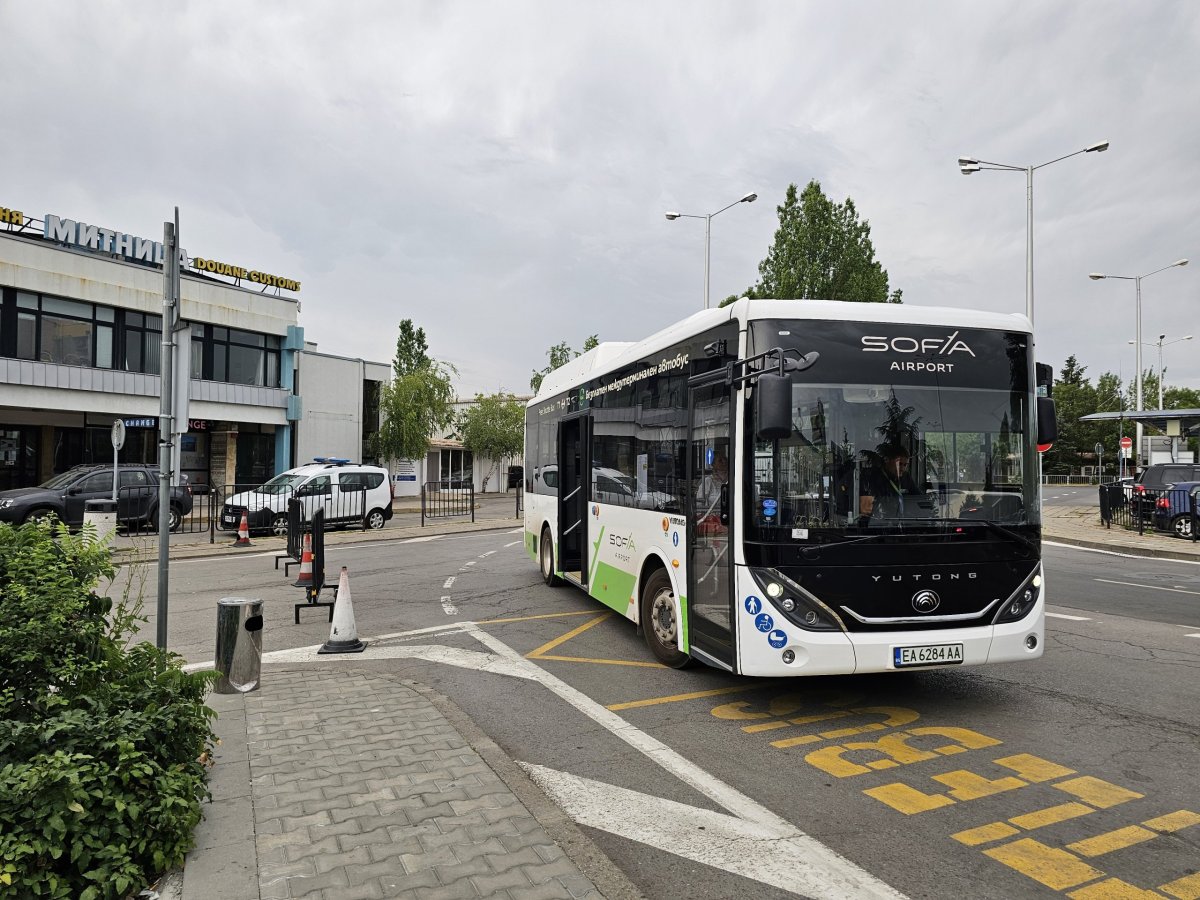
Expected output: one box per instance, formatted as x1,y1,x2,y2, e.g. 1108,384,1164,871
894,643,964,668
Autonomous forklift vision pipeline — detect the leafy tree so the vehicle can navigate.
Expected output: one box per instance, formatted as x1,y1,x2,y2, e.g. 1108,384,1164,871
1043,356,1097,474
721,180,902,306
374,319,458,464
458,393,526,490
530,335,599,393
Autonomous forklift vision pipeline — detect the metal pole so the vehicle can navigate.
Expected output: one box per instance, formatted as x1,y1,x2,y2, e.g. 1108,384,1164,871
1135,276,1143,473
156,213,179,650
1158,339,1165,410
1025,166,1034,324
703,213,712,310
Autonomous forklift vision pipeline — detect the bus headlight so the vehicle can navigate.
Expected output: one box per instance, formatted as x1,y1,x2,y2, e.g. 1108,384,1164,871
750,568,845,632
994,568,1042,624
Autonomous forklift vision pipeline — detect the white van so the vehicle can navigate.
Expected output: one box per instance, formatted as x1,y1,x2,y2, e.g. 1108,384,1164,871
221,459,394,534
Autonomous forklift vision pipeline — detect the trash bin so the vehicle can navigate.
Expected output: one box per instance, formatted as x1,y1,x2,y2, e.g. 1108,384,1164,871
83,499,118,544
213,597,264,694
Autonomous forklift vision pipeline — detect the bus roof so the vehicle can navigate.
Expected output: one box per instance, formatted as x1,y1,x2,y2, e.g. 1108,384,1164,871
531,298,1031,402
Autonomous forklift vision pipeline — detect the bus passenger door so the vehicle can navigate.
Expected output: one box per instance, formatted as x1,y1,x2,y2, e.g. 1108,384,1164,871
557,414,591,584
688,378,734,669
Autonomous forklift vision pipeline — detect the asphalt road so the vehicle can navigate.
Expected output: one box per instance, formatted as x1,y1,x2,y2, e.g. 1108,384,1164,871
115,531,1200,899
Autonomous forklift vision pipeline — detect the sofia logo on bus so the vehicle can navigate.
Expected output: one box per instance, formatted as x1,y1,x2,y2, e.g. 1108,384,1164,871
860,331,976,356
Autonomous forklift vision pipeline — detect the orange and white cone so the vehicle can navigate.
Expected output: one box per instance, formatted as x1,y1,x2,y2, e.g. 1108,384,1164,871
292,534,313,587
318,566,366,654
233,510,252,547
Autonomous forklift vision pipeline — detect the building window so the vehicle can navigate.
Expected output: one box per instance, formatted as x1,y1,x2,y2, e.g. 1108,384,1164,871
122,312,162,375
193,324,281,387
3,291,115,368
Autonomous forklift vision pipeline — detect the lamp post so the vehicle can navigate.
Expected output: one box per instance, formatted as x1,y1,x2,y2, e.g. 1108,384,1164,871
958,141,1109,327
665,191,758,309
1127,333,1193,410
1090,260,1189,470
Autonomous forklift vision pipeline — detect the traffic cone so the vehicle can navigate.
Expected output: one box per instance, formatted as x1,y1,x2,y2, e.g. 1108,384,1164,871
233,510,252,547
292,534,313,587
318,567,366,654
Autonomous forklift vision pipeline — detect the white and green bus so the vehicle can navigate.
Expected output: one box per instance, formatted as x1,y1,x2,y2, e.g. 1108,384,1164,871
524,299,1055,677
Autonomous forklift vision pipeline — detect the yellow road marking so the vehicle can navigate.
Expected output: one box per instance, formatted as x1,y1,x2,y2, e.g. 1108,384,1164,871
527,612,611,658
862,783,955,815
745,710,852,734
607,685,759,711
952,822,1019,847
533,654,664,668
770,734,825,749
1067,825,1156,858
477,610,608,625
1160,871,1200,900
1068,878,1165,899
984,839,1105,890
1010,802,1094,830
994,753,1076,782
1055,776,1144,809
1145,809,1200,833
932,769,1027,802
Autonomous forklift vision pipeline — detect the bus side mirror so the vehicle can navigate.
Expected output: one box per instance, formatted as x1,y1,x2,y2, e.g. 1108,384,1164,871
1037,397,1057,446
756,374,791,441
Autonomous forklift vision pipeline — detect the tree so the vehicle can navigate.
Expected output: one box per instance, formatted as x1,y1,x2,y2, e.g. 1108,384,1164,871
530,335,599,393
1043,355,1097,474
458,393,526,490
374,319,457,464
721,180,902,306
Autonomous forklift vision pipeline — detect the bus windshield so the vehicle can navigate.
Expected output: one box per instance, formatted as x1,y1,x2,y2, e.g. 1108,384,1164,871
746,320,1037,541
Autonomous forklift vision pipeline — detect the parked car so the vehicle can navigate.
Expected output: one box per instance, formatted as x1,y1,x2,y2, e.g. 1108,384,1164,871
0,464,193,531
1130,464,1200,519
221,459,394,534
1150,480,1200,538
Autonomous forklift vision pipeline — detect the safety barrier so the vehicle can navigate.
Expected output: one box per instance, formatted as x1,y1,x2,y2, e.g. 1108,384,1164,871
118,483,221,542
217,483,370,536
1098,481,1200,541
421,482,475,526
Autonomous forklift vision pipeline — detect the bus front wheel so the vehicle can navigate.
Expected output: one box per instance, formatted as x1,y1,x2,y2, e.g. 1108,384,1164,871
641,568,690,669
540,528,563,587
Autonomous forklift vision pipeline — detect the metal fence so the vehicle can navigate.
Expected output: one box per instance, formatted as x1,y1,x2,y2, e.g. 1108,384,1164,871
1098,481,1200,541
118,483,221,541
217,483,371,535
422,482,475,526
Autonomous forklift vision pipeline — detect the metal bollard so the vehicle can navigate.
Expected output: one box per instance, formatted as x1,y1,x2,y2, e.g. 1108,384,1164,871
83,498,118,544
214,597,264,694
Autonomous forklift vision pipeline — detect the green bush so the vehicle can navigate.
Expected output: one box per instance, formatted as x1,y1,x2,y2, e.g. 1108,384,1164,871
0,521,217,899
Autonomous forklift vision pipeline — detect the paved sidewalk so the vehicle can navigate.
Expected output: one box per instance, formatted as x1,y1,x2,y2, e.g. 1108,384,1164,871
1042,503,1200,561
183,668,638,900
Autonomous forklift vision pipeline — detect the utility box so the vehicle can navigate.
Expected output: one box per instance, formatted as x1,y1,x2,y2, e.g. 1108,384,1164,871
83,499,118,544
214,597,264,694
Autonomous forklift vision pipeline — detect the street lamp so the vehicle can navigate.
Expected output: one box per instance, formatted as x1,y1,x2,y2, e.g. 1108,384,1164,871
958,140,1109,327
1127,333,1193,410
1090,259,1189,470
665,191,758,309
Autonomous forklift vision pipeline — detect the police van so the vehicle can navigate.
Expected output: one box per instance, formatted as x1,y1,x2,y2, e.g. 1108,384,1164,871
221,458,394,534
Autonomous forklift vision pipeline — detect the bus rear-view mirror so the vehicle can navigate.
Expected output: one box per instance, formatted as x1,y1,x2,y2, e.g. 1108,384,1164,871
756,373,792,441
1037,396,1057,446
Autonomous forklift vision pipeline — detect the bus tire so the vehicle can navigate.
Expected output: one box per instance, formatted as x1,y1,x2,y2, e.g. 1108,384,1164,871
641,567,690,669
540,527,563,587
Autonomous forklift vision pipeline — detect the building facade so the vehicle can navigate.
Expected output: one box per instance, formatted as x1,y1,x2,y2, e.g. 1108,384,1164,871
0,204,303,492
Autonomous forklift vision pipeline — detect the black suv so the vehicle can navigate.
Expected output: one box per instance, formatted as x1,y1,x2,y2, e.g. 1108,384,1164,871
1131,463,1200,519
0,465,193,531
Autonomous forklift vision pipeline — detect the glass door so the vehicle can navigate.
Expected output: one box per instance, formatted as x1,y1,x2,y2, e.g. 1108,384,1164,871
688,380,734,666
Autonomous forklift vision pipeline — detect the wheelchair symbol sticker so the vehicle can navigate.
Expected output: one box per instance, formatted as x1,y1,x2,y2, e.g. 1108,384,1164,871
744,596,762,615
767,630,788,649
755,613,774,632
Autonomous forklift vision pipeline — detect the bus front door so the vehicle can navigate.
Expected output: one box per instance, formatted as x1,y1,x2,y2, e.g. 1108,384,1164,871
557,414,591,584
688,380,734,669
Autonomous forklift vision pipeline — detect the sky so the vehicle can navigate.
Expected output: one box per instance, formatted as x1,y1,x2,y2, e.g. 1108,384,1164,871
3,2,1199,404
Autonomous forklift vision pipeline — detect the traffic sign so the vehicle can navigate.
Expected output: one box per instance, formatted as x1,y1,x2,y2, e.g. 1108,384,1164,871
111,419,126,450
1120,436,1133,450
1094,442,1104,455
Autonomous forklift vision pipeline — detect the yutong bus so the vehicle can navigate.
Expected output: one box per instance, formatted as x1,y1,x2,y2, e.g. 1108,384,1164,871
524,299,1056,677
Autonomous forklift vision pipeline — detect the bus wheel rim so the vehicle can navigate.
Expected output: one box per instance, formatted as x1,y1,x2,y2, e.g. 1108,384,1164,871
651,588,675,644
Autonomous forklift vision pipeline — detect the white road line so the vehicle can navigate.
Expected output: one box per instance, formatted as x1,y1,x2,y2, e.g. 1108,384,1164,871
508,527,523,533
1095,578,1200,596
522,764,900,899
443,577,456,589
400,535,444,543
464,560,476,567
440,595,458,615
504,540,522,548
1046,612,1092,621
1044,540,1200,564
480,550,496,558
1187,634,1200,639
463,624,905,899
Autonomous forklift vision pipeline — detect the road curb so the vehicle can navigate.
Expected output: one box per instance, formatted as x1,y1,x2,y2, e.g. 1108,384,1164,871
1043,530,1200,562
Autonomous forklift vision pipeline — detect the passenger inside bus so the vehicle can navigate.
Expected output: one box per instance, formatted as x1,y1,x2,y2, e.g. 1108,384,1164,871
858,444,921,518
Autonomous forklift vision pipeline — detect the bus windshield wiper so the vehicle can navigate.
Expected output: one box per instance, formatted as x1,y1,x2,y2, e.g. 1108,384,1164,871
956,519,1037,554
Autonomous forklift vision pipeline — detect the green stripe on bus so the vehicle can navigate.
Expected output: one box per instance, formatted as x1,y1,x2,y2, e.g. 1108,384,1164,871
588,525,606,586
590,560,637,616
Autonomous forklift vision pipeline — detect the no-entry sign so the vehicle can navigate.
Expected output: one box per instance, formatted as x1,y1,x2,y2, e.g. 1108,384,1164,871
1120,436,1133,450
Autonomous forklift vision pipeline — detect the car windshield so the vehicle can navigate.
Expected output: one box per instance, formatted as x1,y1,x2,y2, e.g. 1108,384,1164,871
746,320,1038,542
256,473,305,495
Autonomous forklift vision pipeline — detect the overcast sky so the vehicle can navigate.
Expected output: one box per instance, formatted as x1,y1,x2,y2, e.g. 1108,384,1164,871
3,2,1198,403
